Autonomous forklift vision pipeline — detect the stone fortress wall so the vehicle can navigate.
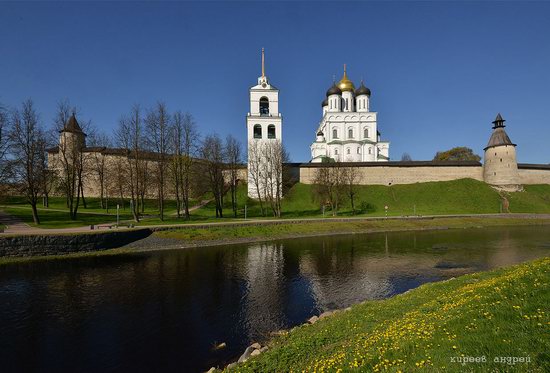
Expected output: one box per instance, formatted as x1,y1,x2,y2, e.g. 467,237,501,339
294,161,485,185
291,162,550,186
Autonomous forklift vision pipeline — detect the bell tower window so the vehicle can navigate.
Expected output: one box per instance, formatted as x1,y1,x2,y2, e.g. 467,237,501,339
267,124,276,139
253,124,262,139
259,97,269,116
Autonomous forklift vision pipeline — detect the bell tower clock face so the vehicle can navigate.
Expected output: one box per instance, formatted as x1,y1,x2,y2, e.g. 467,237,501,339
261,82,267,88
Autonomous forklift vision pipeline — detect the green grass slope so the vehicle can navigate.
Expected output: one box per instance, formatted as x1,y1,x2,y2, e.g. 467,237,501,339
1,179,549,228
229,178,549,218
506,184,550,213
232,258,550,372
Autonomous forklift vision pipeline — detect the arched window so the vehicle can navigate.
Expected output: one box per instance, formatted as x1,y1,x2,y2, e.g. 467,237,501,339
333,129,338,139
335,149,338,155
259,97,269,116
348,128,353,139
357,147,360,154
368,147,372,155
364,128,369,138
345,98,349,110
253,124,262,139
267,124,276,139
347,148,350,155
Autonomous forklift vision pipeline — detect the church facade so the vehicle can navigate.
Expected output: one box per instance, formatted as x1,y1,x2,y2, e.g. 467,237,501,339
310,65,389,163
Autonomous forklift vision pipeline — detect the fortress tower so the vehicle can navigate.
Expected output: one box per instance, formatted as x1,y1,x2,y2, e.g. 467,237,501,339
58,113,86,159
483,113,520,190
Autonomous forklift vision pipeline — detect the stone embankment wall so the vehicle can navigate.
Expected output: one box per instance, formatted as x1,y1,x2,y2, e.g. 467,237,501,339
0,229,152,257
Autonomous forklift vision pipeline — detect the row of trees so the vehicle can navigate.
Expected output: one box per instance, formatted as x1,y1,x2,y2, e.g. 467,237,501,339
0,99,245,224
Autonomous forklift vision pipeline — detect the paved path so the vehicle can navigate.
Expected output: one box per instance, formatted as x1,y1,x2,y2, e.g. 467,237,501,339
1,210,550,236
0,210,33,233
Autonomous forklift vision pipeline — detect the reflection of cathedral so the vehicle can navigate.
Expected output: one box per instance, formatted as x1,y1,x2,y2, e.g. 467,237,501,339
311,65,390,162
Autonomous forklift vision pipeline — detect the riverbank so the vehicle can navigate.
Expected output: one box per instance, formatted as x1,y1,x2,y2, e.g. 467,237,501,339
1,215,550,264
226,257,550,372
151,215,550,250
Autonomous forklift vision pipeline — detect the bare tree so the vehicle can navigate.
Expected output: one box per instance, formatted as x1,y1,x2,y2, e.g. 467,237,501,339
262,140,287,217
170,111,200,219
247,140,266,216
146,102,170,221
116,109,141,222
313,163,344,216
8,99,47,224
401,153,412,162
0,103,10,189
342,165,359,214
88,131,112,209
51,100,89,220
171,112,184,218
201,134,225,218
225,135,242,217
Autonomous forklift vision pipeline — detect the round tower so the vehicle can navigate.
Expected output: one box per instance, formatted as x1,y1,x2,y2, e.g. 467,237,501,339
59,113,86,155
483,113,520,189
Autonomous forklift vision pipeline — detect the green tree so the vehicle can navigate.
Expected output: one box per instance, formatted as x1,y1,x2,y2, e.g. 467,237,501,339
433,147,481,162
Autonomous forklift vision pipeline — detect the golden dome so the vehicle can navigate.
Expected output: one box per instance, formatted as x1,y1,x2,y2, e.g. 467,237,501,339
337,64,355,92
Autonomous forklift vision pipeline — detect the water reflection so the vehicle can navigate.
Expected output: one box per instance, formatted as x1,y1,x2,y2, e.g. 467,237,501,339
0,225,548,372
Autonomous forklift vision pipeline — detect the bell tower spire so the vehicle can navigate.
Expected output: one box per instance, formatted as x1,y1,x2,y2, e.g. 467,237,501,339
261,47,265,78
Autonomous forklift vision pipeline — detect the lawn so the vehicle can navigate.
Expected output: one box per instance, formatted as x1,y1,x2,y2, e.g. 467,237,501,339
2,207,128,229
1,195,182,215
230,257,550,372
1,179,549,228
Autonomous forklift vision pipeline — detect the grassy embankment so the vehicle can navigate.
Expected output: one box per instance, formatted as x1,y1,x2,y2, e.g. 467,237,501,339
152,178,550,223
1,179,550,229
155,217,550,243
229,258,550,372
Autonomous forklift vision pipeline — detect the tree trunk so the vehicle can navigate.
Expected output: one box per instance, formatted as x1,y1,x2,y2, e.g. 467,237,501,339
31,202,40,224
80,181,87,209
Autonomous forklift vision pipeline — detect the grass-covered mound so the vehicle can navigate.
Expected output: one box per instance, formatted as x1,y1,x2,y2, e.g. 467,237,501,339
231,258,550,372
219,178,550,218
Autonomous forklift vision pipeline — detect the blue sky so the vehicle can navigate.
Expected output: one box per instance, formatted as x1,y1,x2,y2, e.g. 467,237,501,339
1,1,549,163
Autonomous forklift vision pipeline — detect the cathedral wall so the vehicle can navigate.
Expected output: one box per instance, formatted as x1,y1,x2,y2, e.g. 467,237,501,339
296,163,484,185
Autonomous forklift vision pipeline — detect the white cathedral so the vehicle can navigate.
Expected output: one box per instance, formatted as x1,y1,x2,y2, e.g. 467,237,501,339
310,65,390,162
246,51,391,197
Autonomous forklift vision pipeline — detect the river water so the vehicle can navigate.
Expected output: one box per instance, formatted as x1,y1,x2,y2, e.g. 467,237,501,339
1,225,549,372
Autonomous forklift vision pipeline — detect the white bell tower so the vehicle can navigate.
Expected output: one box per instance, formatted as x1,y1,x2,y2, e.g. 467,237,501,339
247,48,283,198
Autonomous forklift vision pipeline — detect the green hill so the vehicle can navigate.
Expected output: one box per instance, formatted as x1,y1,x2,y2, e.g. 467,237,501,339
223,178,550,218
